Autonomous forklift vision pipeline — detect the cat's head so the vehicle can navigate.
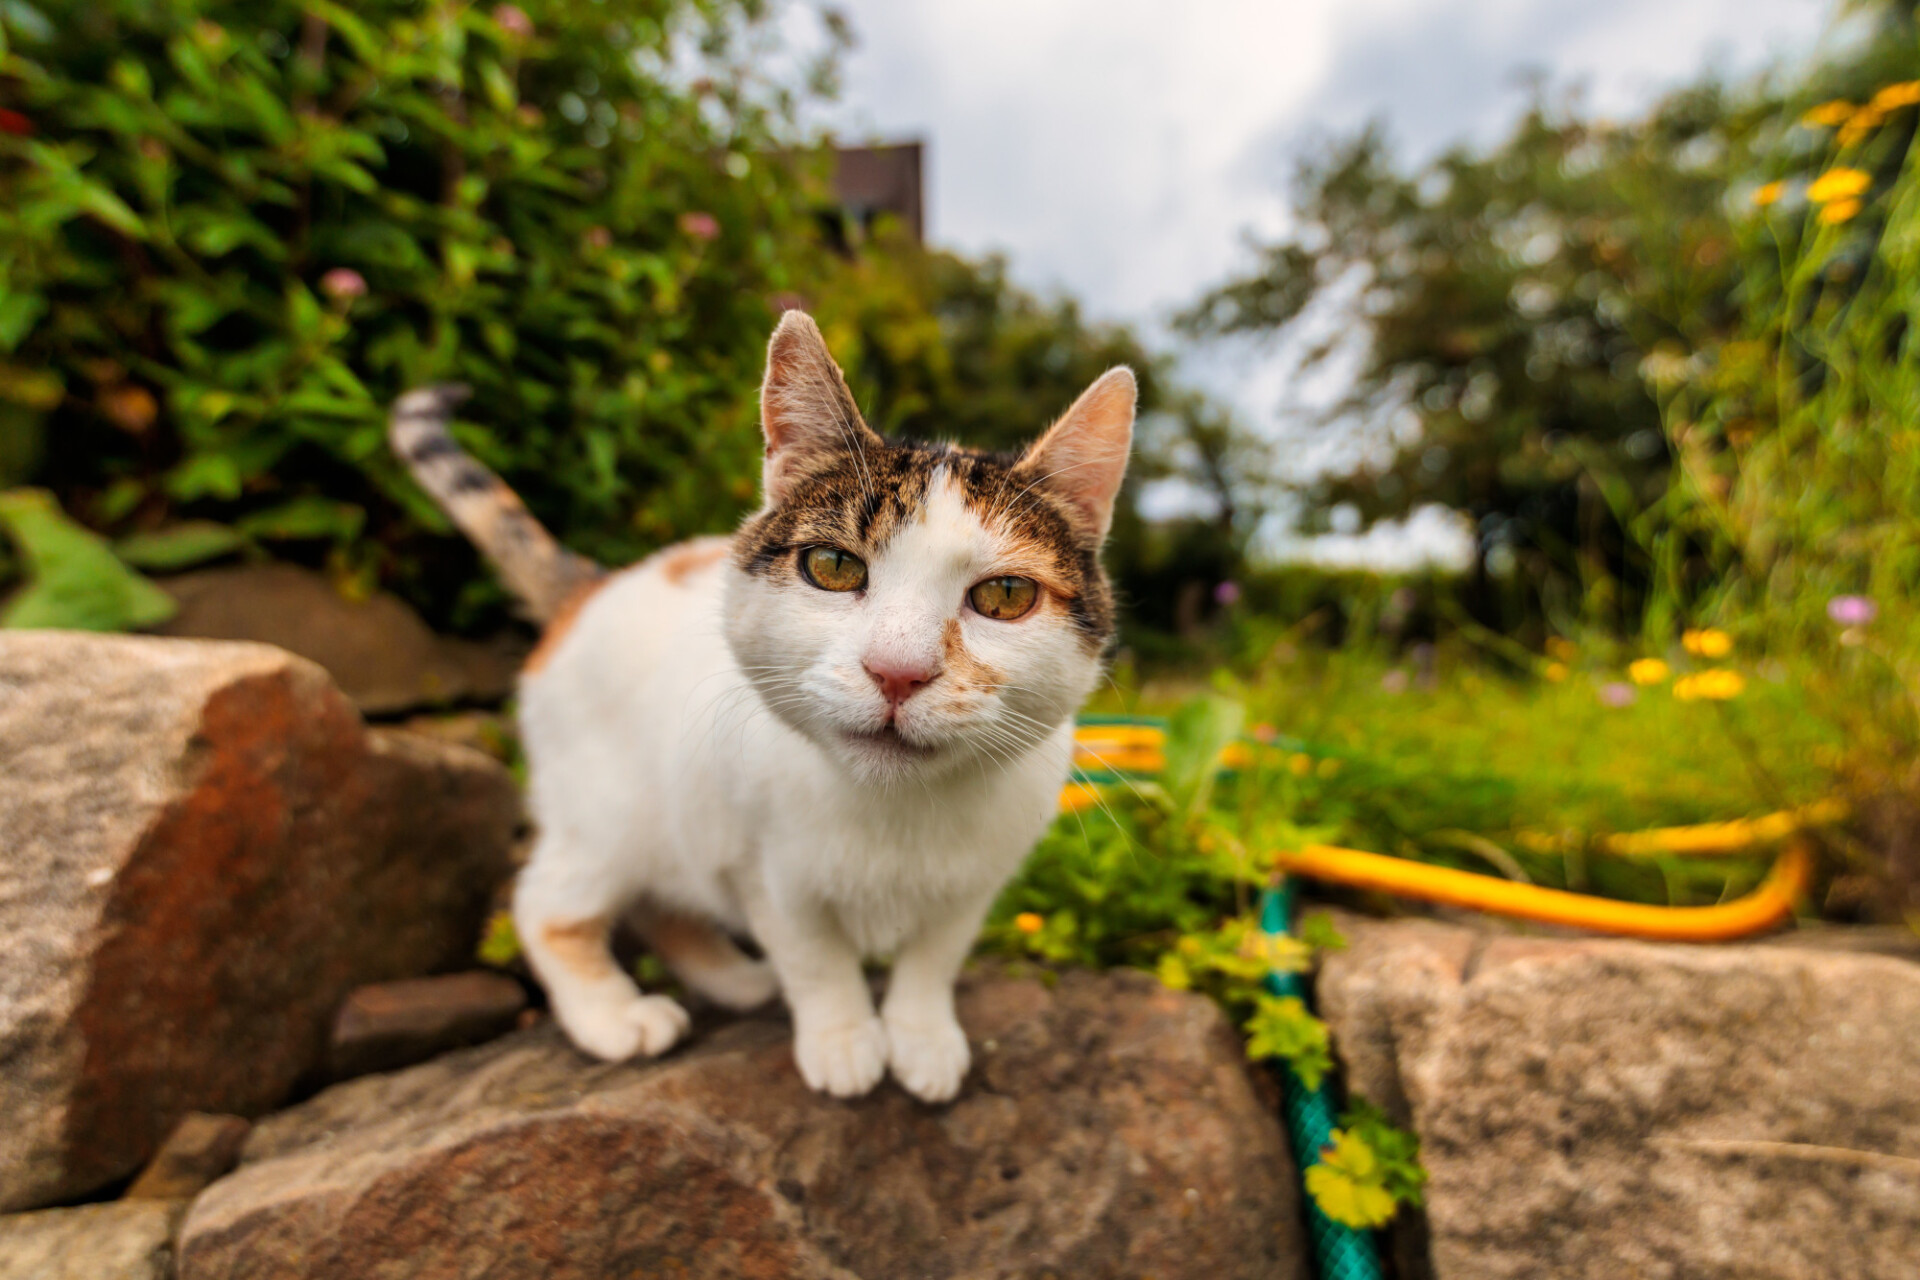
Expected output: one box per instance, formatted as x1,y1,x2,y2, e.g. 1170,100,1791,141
726,311,1132,785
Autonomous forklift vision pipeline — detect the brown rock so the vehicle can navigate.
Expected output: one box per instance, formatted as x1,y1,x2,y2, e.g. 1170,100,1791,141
178,969,1309,1280
0,632,521,1211
1316,918,1920,1280
124,1114,250,1202
156,563,526,714
330,972,528,1081
0,1200,181,1280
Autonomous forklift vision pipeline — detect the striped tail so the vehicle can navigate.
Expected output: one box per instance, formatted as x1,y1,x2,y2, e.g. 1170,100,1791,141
388,385,603,623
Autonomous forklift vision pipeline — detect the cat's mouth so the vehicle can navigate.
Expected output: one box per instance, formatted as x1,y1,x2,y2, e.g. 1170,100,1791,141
844,723,937,760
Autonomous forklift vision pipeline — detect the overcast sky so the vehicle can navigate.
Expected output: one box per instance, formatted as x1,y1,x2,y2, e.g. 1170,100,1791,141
810,0,1833,563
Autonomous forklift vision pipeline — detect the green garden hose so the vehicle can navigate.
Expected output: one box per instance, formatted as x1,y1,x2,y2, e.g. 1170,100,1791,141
1261,878,1384,1280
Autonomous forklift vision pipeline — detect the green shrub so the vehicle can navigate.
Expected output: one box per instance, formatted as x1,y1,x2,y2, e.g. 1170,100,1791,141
0,0,826,628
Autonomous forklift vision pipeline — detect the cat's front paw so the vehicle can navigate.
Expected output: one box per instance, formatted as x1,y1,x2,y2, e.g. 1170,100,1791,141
559,993,691,1061
794,1017,888,1098
884,1014,971,1103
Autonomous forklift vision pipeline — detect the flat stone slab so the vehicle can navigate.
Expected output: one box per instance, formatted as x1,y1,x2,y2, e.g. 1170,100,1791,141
180,969,1309,1280
1316,917,1920,1279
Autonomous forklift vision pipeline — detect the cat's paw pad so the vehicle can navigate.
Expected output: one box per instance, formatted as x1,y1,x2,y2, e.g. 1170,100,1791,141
561,994,691,1061
885,1015,971,1103
794,1017,888,1098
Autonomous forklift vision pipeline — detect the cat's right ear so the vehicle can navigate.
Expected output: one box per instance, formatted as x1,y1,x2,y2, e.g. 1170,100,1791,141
759,311,881,505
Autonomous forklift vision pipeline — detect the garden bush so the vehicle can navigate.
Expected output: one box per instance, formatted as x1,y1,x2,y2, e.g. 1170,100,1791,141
0,0,828,629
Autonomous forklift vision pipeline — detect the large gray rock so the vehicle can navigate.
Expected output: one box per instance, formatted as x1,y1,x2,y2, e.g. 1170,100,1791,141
0,1201,182,1280
179,969,1309,1280
0,632,521,1211
156,563,526,714
1316,918,1920,1280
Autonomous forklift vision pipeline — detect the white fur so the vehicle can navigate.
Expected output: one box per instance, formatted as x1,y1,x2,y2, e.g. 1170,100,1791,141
513,474,1101,1102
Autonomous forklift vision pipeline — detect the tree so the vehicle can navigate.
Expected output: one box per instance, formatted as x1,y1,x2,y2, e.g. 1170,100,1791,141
1181,78,1781,636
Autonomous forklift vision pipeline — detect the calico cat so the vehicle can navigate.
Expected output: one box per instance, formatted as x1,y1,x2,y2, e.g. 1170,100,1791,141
391,311,1132,1101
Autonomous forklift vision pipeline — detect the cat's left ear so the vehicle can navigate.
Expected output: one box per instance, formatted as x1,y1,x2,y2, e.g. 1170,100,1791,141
760,310,883,504
1016,367,1135,541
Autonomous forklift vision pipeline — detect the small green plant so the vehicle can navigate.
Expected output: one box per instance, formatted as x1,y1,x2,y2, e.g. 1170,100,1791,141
984,694,1427,1226
1304,1100,1427,1229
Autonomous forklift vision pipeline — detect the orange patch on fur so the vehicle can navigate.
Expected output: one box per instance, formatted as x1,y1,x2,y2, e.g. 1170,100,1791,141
539,916,618,982
658,537,731,586
942,617,1004,688
522,580,605,676
641,908,743,972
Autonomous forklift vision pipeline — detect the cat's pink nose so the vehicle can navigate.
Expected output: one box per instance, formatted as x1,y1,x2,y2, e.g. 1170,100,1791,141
864,656,939,708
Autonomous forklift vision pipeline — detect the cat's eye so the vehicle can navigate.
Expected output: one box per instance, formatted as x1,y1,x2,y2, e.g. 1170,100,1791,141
800,546,867,592
969,575,1038,621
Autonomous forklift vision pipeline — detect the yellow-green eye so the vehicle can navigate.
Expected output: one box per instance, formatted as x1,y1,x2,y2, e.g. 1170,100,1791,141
800,546,867,592
969,575,1039,620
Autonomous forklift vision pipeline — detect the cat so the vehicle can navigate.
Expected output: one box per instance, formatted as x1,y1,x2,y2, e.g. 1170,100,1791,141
390,311,1132,1101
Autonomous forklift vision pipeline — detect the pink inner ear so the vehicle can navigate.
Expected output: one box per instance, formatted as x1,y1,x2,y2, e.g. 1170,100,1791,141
759,311,879,501
1022,367,1136,538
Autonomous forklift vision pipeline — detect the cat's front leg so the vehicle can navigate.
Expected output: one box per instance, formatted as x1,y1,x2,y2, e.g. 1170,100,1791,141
735,872,887,1098
880,891,995,1104
515,849,690,1061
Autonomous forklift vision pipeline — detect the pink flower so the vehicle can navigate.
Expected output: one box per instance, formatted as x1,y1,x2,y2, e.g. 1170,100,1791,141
1827,595,1878,626
583,226,612,251
1380,669,1410,694
678,211,720,241
1597,682,1637,708
1213,580,1241,606
492,4,533,39
319,268,367,301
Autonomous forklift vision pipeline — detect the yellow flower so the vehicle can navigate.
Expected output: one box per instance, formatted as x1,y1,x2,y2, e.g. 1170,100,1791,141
1681,628,1733,657
1751,181,1786,207
1014,912,1044,934
1673,669,1744,702
1838,107,1884,146
1628,658,1670,685
1871,81,1920,111
1819,198,1862,225
1801,99,1855,128
1289,753,1313,777
1543,662,1569,683
1807,167,1871,203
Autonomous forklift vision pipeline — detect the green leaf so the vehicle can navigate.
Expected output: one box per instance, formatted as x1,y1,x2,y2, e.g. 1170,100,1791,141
0,488,177,631
1297,911,1349,954
165,453,243,502
114,521,248,571
235,495,364,542
0,290,48,351
1243,993,1333,1090
1163,695,1245,816
1304,1130,1400,1229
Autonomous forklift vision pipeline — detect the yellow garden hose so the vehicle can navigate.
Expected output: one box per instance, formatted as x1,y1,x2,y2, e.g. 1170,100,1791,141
1062,719,1829,941
1269,839,1813,941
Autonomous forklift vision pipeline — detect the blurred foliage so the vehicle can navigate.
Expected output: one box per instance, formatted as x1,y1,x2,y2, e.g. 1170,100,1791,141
0,0,834,629
1181,87,1769,639
1180,2,1920,645
0,486,176,628
0,0,1247,638
1649,4,1920,915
